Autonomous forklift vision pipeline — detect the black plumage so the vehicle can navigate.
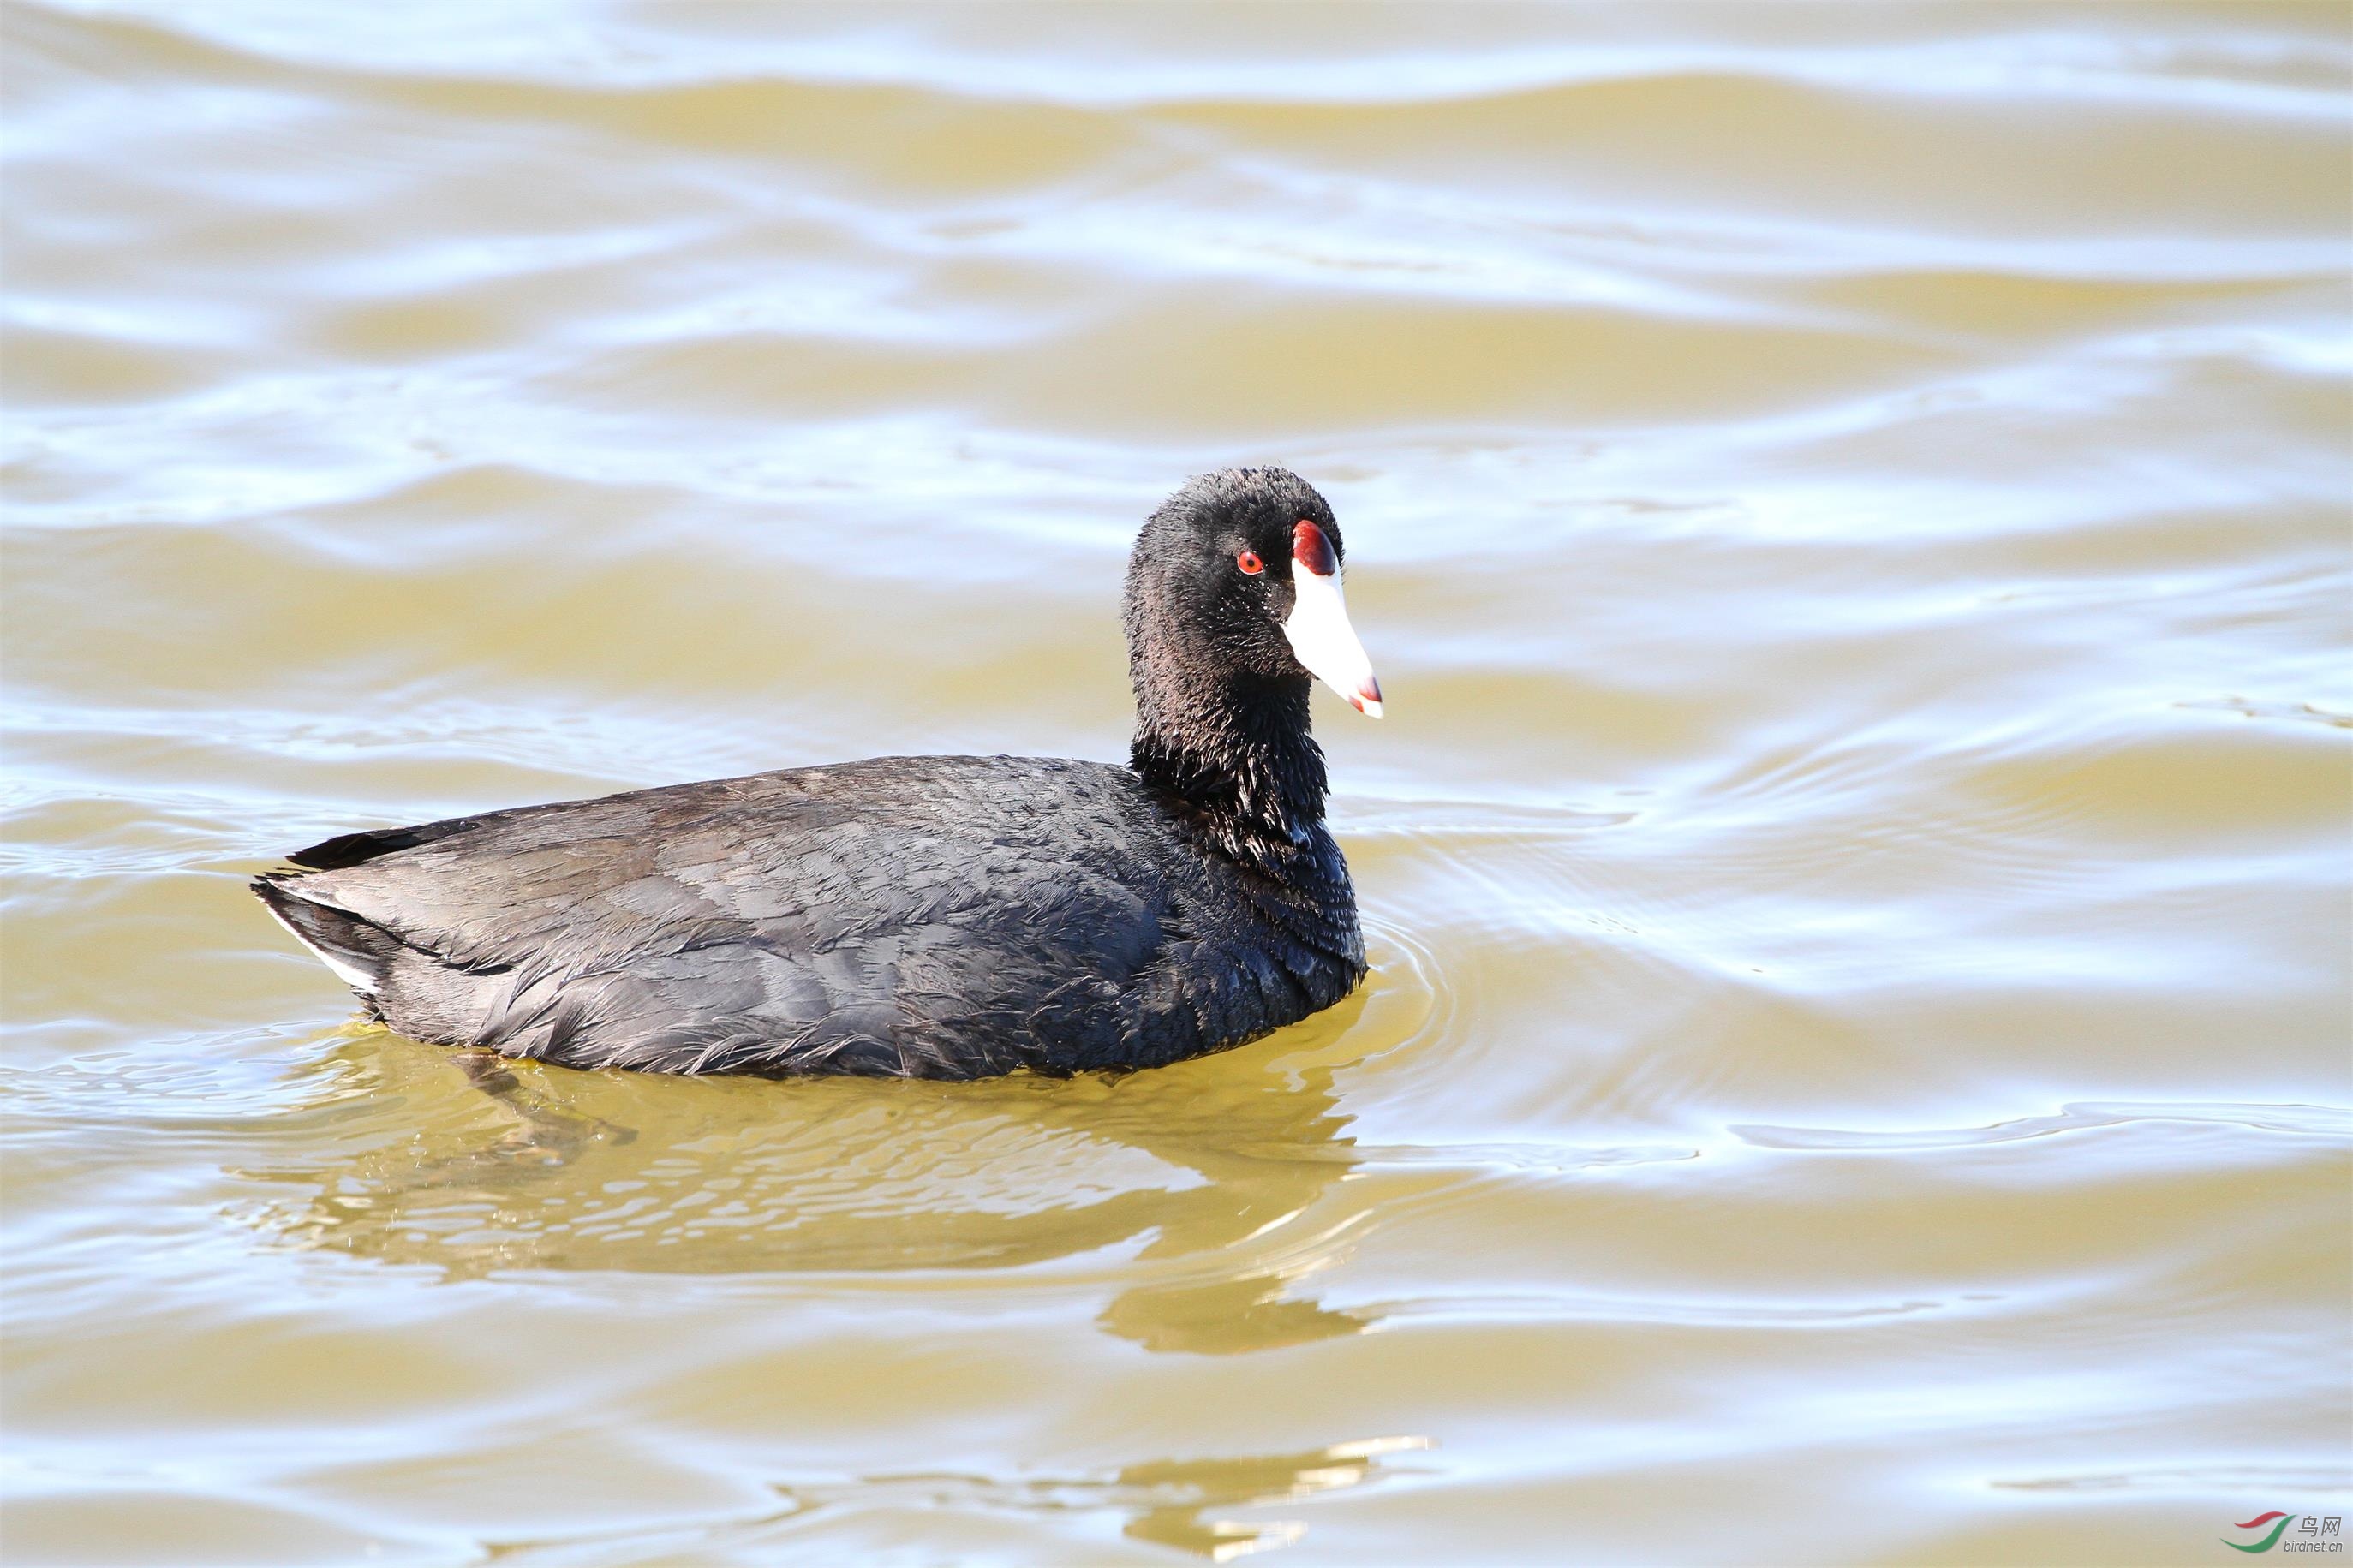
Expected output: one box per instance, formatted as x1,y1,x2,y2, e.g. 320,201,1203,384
254,468,1380,1079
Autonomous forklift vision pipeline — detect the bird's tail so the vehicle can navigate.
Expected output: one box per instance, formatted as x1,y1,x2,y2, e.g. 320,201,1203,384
251,875,399,999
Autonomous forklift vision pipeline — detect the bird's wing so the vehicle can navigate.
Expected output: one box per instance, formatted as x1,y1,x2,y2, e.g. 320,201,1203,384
270,759,1173,1074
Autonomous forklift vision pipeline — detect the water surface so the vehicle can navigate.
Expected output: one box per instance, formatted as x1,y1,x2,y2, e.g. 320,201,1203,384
4,3,2350,1563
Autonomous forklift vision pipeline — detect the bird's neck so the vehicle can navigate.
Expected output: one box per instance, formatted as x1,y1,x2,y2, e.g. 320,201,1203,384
1128,660,1331,873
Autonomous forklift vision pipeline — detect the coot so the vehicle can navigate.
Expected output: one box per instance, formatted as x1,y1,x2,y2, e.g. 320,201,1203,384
254,468,1383,1079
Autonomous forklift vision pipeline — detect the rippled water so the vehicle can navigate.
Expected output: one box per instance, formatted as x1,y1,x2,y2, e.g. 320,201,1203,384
5,3,2350,1563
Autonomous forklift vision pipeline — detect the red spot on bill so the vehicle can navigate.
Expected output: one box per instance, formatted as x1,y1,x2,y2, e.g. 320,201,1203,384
1293,519,1336,577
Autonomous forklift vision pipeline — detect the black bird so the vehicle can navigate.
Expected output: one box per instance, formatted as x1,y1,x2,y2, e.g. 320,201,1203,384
254,468,1384,1079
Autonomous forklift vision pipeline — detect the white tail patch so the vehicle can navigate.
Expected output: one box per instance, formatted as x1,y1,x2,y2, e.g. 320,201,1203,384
260,897,381,994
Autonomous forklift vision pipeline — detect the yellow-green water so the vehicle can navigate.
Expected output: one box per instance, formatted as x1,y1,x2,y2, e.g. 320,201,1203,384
4,4,2350,1564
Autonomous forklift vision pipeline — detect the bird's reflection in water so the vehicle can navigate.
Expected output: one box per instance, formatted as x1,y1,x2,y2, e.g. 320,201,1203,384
786,1436,1434,1563
475,1436,1434,1564
1104,1435,1434,1559
244,989,1378,1356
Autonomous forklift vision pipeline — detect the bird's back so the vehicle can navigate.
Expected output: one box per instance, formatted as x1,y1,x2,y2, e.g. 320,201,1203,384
254,754,1355,1077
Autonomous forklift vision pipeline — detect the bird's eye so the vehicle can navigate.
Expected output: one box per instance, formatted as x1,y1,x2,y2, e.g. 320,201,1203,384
1237,550,1264,575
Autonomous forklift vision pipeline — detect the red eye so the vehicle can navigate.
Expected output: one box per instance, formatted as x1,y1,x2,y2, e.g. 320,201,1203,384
1236,550,1264,575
